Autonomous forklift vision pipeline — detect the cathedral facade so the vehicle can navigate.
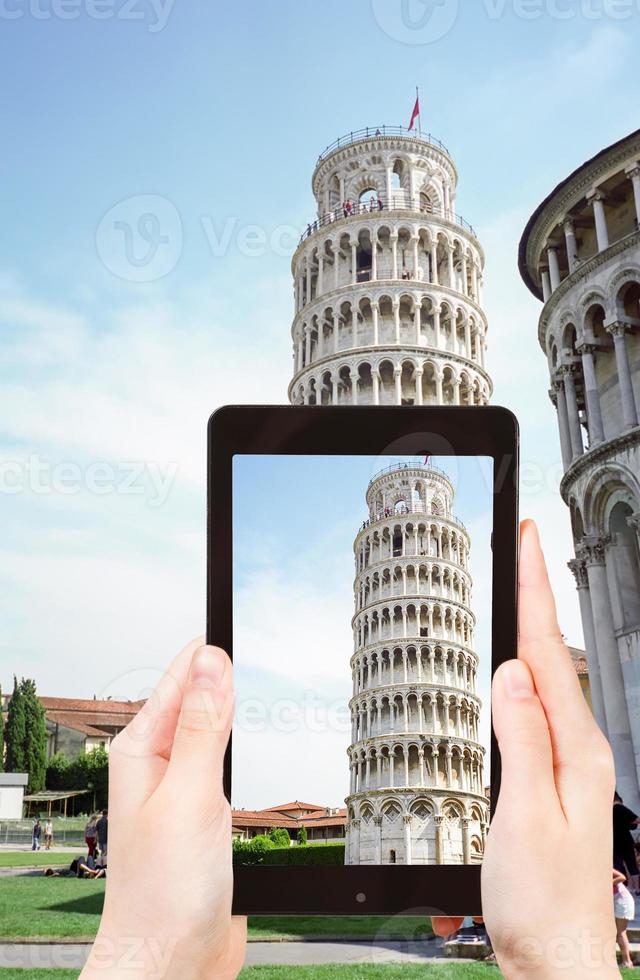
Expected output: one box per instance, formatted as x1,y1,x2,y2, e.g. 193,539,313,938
519,128,640,810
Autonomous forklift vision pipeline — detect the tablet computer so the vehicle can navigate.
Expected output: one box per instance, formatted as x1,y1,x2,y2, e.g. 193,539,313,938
207,405,518,917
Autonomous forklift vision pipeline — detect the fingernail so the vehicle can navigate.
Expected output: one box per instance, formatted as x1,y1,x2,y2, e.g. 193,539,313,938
502,659,535,699
190,646,227,689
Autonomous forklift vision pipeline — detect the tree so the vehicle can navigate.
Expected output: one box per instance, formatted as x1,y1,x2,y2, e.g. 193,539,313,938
21,679,47,793
296,825,308,846
5,677,26,773
267,826,291,848
0,684,4,772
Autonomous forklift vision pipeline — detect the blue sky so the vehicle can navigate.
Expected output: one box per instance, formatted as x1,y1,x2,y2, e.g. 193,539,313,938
1,3,639,699
232,455,492,808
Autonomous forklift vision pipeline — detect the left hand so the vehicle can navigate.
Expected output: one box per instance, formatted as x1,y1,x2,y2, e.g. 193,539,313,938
80,638,246,980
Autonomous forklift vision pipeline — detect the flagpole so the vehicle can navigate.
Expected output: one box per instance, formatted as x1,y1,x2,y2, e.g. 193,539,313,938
416,86,421,136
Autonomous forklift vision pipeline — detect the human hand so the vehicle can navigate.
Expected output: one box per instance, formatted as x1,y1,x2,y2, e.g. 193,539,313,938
80,638,246,980
433,520,618,979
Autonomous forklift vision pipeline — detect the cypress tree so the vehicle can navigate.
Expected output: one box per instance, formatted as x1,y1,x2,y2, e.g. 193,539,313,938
0,684,4,772
21,679,47,793
5,676,26,773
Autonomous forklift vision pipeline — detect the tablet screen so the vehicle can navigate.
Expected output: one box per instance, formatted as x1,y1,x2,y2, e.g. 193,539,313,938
231,454,492,867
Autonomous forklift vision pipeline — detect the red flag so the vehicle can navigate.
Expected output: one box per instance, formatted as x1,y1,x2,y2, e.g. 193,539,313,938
408,95,420,131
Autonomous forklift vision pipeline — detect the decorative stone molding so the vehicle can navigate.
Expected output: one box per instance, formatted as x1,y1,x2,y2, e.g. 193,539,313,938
567,557,589,589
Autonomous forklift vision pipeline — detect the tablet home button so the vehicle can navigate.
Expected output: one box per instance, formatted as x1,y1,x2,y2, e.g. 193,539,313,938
356,892,366,904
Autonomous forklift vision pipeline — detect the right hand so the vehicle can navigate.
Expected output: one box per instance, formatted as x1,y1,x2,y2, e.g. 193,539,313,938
434,521,619,979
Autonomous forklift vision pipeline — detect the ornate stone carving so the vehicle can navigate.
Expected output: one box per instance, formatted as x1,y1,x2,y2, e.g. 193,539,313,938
567,557,589,589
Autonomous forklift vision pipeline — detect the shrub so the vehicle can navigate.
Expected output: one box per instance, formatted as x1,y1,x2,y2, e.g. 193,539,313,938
262,844,345,866
296,825,308,846
267,827,291,848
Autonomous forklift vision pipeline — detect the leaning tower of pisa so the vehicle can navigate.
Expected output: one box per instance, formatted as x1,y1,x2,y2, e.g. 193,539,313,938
345,462,488,865
288,125,492,406
286,125,492,862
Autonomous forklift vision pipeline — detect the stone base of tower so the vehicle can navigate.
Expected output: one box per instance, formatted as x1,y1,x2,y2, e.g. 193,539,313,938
344,790,487,866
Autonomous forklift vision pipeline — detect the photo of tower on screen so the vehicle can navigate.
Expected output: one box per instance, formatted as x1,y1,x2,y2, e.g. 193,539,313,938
344,460,488,866
231,453,492,867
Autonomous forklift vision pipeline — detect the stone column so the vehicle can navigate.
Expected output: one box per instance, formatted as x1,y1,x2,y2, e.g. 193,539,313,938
304,325,312,367
331,375,339,405
391,234,398,280
577,342,605,444
414,303,421,344
549,381,572,469
371,235,377,281
588,190,610,251
351,241,357,284
563,217,579,273
431,241,439,284
371,302,380,347
567,556,607,736
434,814,445,864
372,368,380,406
412,237,420,279
606,322,638,428
433,307,441,348
374,816,382,864
317,254,324,294
351,818,360,864
581,538,637,804
464,318,471,359
547,246,561,292
333,248,340,290
461,254,468,297
626,164,640,224
461,817,471,864
351,367,358,406
393,301,401,344
403,815,413,865
415,368,424,406
306,261,312,304
445,746,453,787
447,245,455,289
541,268,551,303
394,366,402,405
562,364,584,459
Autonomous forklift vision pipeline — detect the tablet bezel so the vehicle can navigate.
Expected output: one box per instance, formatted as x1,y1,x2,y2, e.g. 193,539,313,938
207,405,518,917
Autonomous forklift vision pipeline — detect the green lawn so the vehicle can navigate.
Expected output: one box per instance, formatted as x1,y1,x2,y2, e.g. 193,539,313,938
0,878,104,941
0,964,637,980
0,853,71,869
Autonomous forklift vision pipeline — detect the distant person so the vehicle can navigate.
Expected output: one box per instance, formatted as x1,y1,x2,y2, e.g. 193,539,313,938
85,815,98,859
613,867,636,969
613,791,639,894
44,819,53,850
96,809,108,859
31,818,42,851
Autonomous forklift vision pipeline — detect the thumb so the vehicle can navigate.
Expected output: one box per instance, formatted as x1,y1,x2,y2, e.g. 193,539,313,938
492,659,561,819
165,645,233,800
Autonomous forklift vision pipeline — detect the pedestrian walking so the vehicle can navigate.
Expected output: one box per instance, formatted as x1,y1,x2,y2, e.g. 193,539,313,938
32,818,42,851
44,819,53,850
85,814,98,859
96,809,108,859
613,868,636,969
614,792,640,894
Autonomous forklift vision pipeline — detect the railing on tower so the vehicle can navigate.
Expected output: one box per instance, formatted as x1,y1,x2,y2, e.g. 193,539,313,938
298,197,477,245
316,126,450,163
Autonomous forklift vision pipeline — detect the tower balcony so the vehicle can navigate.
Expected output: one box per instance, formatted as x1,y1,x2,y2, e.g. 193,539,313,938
298,196,477,247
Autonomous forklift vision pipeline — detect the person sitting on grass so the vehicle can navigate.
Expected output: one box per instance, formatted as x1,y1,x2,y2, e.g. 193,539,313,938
44,855,106,879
